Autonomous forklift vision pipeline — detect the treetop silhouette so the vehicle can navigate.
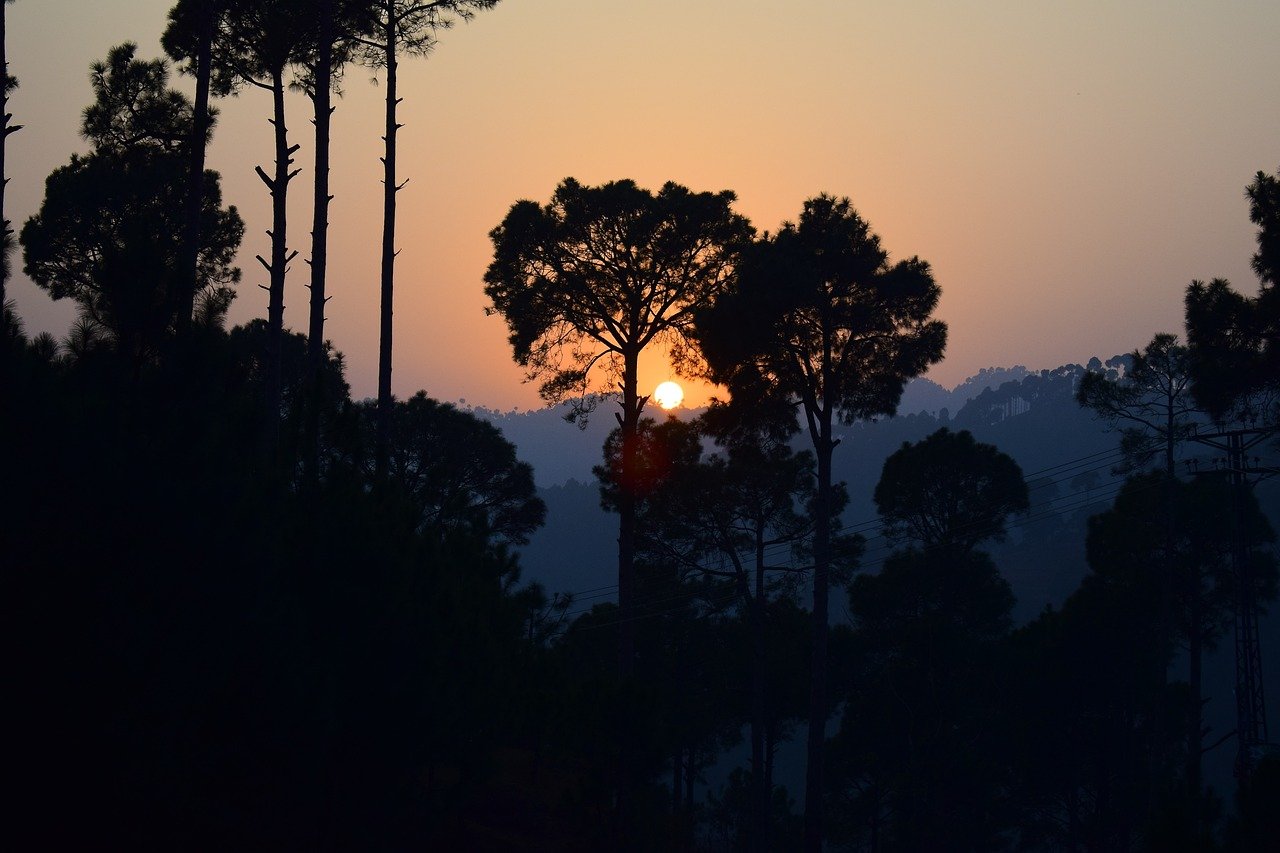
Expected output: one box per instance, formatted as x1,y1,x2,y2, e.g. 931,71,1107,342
693,193,946,851
485,177,754,421
485,176,754,673
355,1,502,481
1185,167,1280,426
20,44,242,361
874,426,1029,558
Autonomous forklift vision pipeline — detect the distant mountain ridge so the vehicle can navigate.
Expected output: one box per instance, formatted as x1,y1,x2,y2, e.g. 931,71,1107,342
466,365,1039,489
479,360,1121,610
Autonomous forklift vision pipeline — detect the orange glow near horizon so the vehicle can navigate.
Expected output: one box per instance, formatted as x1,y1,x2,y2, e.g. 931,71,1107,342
5,1,1278,412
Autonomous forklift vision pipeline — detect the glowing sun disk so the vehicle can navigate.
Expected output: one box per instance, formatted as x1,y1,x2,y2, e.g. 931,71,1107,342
653,381,684,410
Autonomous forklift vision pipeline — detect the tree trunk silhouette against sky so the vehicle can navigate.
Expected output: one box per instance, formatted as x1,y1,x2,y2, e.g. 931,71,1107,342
304,0,336,479
694,195,946,851
0,0,17,325
176,1,215,335
484,177,752,675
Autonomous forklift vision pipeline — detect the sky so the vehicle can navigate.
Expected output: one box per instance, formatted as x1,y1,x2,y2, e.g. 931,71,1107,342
7,0,1279,411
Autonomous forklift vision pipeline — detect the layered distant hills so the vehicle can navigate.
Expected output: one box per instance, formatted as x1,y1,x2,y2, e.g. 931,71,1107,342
467,359,1280,801
469,360,1129,622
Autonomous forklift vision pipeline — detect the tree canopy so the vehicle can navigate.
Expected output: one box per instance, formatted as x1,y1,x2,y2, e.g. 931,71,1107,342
375,391,546,546
874,427,1029,557
484,177,754,419
1184,167,1280,424
694,193,946,850
1077,333,1199,475
695,194,946,430
19,44,242,358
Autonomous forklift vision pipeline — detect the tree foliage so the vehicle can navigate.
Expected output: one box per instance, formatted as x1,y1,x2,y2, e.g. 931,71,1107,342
486,176,754,675
695,194,947,429
829,549,1016,850
19,44,242,358
374,391,546,546
694,193,946,848
1077,333,1200,474
485,177,753,418
358,1,500,68
1185,167,1280,425
874,427,1029,557
1086,472,1277,661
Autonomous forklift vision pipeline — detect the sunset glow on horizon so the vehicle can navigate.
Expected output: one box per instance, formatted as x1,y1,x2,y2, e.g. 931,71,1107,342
7,1,1279,412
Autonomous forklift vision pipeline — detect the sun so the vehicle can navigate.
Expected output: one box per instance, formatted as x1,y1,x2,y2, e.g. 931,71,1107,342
653,381,684,410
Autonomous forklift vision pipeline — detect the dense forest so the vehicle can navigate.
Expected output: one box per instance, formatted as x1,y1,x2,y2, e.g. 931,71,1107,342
3,2,1280,850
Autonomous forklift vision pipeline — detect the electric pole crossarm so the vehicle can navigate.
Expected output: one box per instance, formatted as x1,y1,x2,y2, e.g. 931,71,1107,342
1188,425,1276,780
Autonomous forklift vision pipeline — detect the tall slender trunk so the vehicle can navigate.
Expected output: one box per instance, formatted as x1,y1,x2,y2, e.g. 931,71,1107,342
804,402,834,853
262,67,298,448
611,347,642,843
1158,407,1177,827
375,11,400,481
0,2,11,320
177,2,215,334
765,722,776,808
305,1,335,481
618,348,641,674
672,749,683,812
751,525,769,851
683,745,695,812
1188,613,1203,799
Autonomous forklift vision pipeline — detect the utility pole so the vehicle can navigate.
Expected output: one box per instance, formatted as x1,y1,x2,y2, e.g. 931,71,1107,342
1187,425,1279,781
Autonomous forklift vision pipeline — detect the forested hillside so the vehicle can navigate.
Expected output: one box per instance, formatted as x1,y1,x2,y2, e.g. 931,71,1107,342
4,3,1279,848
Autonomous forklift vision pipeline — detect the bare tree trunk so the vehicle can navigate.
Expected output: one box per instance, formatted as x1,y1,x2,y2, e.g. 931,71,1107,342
177,1,214,334
262,67,298,447
305,0,335,481
374,8,400,481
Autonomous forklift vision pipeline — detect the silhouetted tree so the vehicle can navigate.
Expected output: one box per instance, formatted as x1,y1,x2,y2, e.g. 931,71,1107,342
368,391,546,546
694,194,946,850
827,427,1023,848
0,0,18,331
1088,471,1277,815
1076,333,1212,809
829,548,1016,850
1006,576,1178,851
20,44,242,364
874,426,1029,558
1077,333,1200,477
1185,167,1280,426
485,177,753,673
163,1,228,333
356,0,500,482
1246,167,1280,287
227,319,353,468
300,0,373,478
170,1,316,440
596,404,845,849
